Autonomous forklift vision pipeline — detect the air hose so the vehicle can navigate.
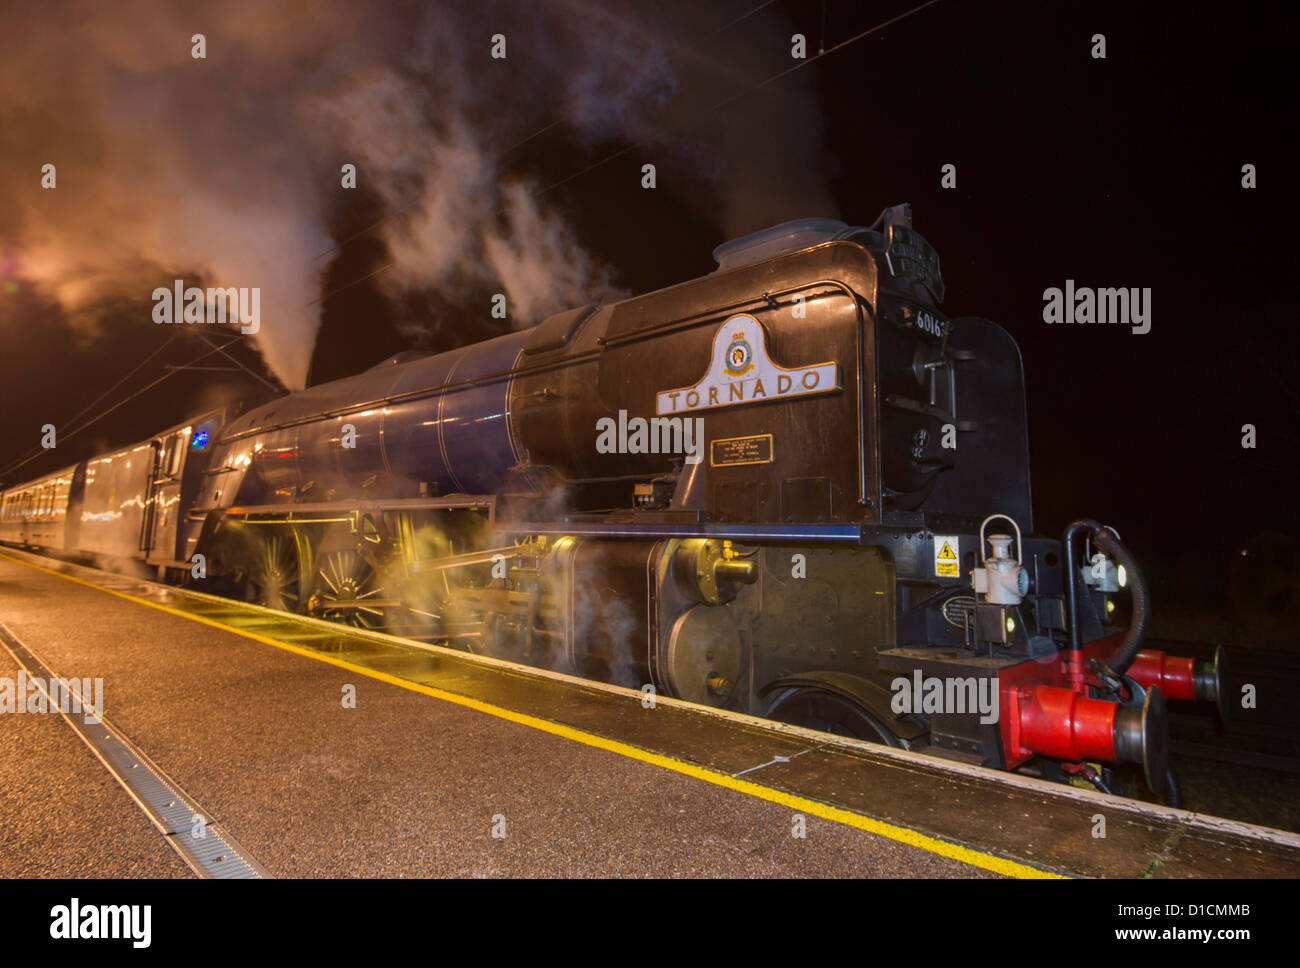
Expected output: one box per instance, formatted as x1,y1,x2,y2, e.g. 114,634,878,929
1063,519,1150,675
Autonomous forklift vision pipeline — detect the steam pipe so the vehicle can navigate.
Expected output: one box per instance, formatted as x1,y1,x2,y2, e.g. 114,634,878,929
1063,518,1104,656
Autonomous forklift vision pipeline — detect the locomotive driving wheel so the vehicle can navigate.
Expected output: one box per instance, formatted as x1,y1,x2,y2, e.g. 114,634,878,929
764,686,902,746
309,542,390,630
246,530,308,613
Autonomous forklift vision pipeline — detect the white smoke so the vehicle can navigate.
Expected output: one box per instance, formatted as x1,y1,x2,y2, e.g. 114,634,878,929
313,70,625,328
2,0,832,390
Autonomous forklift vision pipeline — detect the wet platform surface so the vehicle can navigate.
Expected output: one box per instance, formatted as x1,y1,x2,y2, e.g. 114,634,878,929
2,546,1298,878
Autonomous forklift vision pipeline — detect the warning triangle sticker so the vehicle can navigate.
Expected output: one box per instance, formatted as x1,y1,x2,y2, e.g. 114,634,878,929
937,541,957,561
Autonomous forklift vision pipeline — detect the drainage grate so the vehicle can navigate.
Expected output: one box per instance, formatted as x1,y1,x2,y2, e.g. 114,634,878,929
0,621,270,879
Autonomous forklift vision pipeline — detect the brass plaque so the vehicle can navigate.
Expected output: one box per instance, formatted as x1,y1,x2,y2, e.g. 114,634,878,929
709,433,773,467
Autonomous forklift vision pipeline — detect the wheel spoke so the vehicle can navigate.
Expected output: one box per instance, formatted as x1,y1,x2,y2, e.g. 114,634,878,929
313,547,388,630
249,534,303,613
319,569,339,594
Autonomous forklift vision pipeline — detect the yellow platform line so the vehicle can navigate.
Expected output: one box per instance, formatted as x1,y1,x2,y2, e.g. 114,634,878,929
1,550,1065,879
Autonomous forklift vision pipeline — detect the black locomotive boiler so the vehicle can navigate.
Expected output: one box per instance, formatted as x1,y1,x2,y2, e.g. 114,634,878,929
0,205,1223,799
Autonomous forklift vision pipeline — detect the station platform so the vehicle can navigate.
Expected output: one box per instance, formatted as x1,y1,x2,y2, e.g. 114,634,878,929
2,546,1298,879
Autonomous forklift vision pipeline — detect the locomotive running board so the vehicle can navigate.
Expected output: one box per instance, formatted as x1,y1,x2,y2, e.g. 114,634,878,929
493,520,866,541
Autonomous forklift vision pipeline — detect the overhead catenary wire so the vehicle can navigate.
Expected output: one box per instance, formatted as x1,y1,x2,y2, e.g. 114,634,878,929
710,0,943,113
57,331,259,439
0,336,257,483
193,330,285,393
0,332,179,481
545,0,945,194
61,332,181,434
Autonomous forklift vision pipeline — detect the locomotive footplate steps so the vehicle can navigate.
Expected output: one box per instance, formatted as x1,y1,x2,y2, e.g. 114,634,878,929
3,547,1299,878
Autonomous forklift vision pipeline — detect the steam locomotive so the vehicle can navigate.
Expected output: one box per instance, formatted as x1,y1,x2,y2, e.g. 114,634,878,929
0,205,1224,800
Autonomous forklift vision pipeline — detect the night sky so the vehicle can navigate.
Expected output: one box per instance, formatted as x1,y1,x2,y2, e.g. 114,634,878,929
2,1,1296,628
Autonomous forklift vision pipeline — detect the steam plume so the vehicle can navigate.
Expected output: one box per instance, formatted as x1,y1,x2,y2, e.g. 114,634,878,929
1,0,833,390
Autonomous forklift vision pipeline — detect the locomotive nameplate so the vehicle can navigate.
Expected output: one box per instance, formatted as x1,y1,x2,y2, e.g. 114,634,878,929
656,314,839,416
709,434,774,467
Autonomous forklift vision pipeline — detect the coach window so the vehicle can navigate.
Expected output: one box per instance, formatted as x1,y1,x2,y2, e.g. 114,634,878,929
170,434,186,476
160,436,180,478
